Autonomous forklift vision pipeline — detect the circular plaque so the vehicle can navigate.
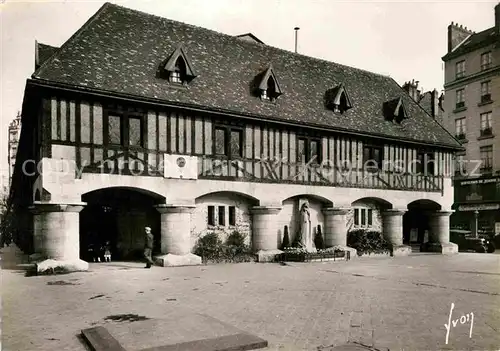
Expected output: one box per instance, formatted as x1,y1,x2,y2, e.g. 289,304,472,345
176,157,186,168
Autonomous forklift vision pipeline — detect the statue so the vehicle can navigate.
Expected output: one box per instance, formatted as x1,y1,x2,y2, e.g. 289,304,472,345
298,201,315,252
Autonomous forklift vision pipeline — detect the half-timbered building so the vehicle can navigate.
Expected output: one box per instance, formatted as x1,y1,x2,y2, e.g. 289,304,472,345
10,3,463,270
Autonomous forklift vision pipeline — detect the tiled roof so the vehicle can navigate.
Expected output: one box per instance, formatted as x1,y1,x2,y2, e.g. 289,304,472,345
33,3,461,149
443,27,498,61
36,42,59,68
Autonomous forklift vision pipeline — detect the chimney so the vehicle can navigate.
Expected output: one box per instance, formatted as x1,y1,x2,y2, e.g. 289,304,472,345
496,3,500,36
447,21,473,52
402,79,419,101
430,89,440,118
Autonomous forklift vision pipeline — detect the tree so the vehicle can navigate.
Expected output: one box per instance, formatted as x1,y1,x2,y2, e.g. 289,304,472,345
0,185,13,247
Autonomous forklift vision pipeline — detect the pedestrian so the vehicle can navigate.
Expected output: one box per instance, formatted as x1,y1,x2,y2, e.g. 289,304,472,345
144,226,155,268
104,241,112,262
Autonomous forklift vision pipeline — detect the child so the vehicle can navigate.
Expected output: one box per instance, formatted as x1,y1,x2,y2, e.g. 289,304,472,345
103,241,112,262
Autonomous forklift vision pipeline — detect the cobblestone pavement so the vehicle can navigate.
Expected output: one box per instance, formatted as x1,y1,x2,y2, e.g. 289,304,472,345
2,253,500,351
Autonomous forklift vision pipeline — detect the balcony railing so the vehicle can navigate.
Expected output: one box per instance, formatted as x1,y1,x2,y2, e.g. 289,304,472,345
480,127,493,137
481,63,492,71
481,94,492,104
73,146,445,193
197,156,444,193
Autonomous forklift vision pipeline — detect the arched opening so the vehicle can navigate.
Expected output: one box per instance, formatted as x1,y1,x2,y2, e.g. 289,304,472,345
349,197,392,232
279,195,333,248
80,187,165,262
404,200,442,250
193,191,259,247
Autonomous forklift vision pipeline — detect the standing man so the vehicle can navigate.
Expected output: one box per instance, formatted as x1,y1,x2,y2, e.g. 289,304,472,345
144,226,155,268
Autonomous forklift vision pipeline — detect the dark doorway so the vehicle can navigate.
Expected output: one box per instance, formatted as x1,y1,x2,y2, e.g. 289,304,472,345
404,200,441,250
80,187,163,261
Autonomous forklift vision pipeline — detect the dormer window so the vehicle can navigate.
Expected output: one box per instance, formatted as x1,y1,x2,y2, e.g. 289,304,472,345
162,45,197,85
256,65,282,102
325,84,353,113
170,57,186,84
383,97,408,123
262,76,278,101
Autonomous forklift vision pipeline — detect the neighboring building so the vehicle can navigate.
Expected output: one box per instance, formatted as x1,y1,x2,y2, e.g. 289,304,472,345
11,3,461,271
8,112,21,186
441,3,500,235
402,79,446,126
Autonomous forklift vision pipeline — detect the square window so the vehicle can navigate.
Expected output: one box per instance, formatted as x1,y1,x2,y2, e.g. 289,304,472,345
363,145,383,171
230,130,242,157
481,81,491,96
455,89,465,108
297,137,321,163
229,206,236,226
481,52,492,70
128,117,143,147
354,208,359,226
215,128,226,155
480,146,493,171
298,138,306,163
455,60,465,78
218,206,225,226
416,152,434,175
310,140,320,163
480,112,492,135
108,114,122,144
455,118,466,138
171,72,180,83
208,206,215,226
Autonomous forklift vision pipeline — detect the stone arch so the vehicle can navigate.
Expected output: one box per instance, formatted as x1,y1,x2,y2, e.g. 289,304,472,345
404,199,442,246
281,194,333,207
81,186,166,203
80,186,165,261
407,199,442,211
195,190,260,204
351,197,393,209
279,195,333,248
193,191,260,247
349,197,393,232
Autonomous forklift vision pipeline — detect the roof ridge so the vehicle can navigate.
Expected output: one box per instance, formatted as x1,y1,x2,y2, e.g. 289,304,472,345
106,2,392,81
33,2,113,78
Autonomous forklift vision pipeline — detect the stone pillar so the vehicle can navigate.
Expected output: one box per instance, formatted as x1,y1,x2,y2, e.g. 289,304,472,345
29,202,88,273
382,209,411,256
323,207,357,258
155,204,201,266
251,206,282,262
428,210,458,254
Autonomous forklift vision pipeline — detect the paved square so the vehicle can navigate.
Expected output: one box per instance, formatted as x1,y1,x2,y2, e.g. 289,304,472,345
2,253,499,350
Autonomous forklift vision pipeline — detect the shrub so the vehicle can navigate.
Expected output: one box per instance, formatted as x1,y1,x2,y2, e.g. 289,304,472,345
194,232,223,261
347,229,391,255
194,231,255,264
225,231,249,256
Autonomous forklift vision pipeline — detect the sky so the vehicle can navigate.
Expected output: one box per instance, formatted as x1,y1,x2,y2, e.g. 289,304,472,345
0,0,497,179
